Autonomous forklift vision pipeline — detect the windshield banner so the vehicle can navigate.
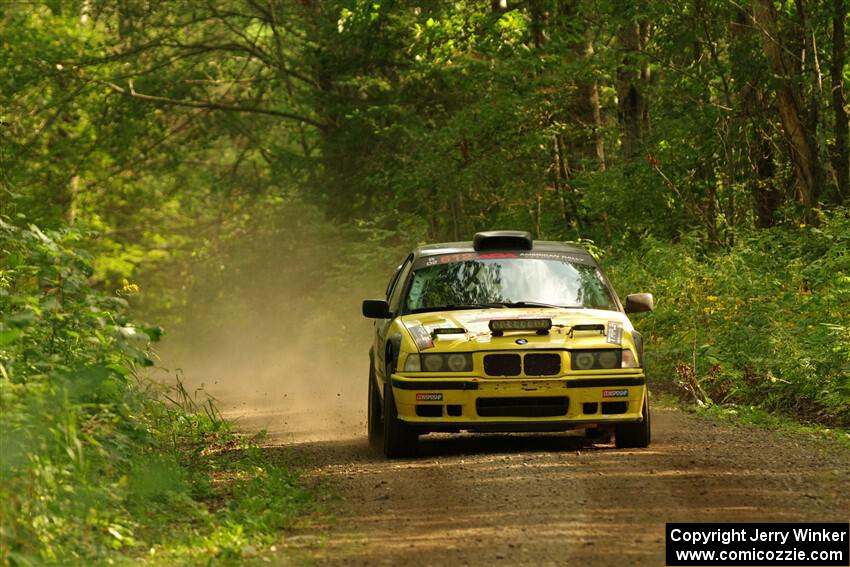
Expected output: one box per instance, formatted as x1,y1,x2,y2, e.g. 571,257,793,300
414,250,592,269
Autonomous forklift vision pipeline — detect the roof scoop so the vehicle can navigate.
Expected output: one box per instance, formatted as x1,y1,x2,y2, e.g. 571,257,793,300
473,230,533,251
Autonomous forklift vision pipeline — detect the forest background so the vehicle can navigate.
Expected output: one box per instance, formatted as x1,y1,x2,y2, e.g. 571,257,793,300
1,0,848,564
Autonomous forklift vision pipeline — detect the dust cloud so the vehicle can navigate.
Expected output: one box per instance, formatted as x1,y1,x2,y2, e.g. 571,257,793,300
146,209,386,444
160,327,370,443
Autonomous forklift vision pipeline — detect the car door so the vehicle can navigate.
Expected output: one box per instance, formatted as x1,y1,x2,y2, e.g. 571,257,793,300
374,254,413,388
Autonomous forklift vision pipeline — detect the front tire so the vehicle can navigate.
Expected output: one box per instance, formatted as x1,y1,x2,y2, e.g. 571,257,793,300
615,392,651,448
367,360,382,450
382,382,418,458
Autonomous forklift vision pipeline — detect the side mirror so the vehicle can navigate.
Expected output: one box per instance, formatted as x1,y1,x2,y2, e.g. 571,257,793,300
624,293,654,314
362,299,391,319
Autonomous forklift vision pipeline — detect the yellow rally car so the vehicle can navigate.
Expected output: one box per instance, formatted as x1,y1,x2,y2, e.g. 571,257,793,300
362,231,654,458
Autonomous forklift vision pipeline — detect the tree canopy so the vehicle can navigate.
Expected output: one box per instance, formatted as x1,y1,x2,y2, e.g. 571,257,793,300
2,1,847,243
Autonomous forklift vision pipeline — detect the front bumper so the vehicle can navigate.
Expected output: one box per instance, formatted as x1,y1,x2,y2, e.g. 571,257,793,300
391,373,647,433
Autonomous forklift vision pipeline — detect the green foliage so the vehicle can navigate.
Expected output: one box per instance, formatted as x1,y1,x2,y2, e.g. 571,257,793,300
0,7,847,564
605,208,850,428
0,221,310,565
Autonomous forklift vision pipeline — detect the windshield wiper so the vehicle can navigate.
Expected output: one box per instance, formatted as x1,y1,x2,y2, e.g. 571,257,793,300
495,301,578,309
407,303,505,314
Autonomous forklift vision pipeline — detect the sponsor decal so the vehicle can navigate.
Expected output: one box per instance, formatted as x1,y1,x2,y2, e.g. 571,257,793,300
519,251,588,263
606,321,623,345
602,389,629,398
416,393,443,401
438,253,476,264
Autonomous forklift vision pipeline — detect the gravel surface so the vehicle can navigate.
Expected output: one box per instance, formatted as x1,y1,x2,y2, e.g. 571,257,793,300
246,407,849,566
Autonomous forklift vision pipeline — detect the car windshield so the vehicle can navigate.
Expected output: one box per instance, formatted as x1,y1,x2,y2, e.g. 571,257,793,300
403,256,617,313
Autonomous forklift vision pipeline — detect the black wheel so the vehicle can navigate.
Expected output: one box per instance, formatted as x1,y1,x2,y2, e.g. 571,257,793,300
382,381,418,458
367,360,383,449
615,392,651,448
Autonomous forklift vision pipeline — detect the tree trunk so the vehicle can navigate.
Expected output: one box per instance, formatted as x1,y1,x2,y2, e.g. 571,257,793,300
752,0,822,212
731,8,783,227
67,175,79,225
570,37,607,171
583,38,606,171
553,134,582,229
529,0,550,48
617,21,650,159
751,133,782,227
553,4,606,173
831,0,849,201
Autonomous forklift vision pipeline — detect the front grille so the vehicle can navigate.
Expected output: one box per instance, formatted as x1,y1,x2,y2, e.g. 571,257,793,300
523,353,561,376
476,396,569,417
484,353,521,376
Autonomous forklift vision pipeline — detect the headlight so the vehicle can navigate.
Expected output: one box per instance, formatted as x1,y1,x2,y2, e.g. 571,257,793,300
446,353,469,372
402,353,472,372
573,351,596,370
403,354,421,372
597,350,619,368
423,354,444,372
570,349,636,370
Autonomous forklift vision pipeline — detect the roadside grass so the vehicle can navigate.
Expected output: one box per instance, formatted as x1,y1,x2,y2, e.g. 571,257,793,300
651,390,850,451
691,402,850,451
0,221,319,566
1,374,318,567
132,425,316,566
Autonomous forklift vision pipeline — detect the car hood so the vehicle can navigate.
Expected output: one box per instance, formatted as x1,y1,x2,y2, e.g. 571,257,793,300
399,308,633,351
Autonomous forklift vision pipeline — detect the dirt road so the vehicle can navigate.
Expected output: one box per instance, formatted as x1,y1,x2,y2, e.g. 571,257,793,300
231,402,849,566
174,335,847,566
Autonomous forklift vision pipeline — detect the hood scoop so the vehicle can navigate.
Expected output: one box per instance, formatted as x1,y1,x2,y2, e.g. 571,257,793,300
432,327,467,337
569,324,606,338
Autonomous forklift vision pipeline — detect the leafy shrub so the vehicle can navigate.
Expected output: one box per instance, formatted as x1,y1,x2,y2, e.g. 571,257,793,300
0,220,309,565
605,208,850,427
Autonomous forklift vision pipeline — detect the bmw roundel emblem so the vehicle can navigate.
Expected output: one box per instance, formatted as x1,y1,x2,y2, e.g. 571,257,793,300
515,338,528,345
